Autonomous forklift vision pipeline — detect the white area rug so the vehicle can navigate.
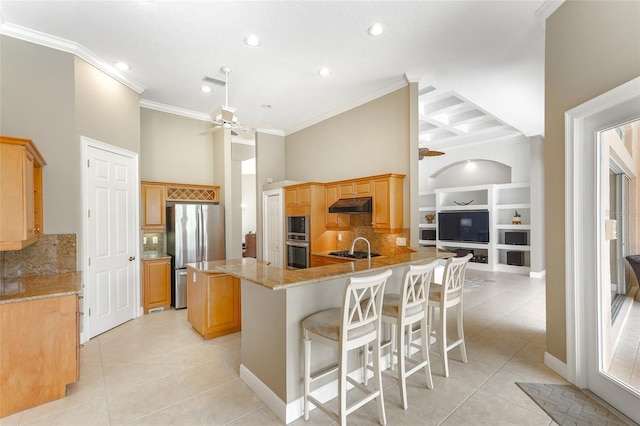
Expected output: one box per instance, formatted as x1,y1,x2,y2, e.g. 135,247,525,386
463,278,494,293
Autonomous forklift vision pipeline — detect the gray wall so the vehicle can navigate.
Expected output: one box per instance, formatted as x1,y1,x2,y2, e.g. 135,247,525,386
140,108,214,183
1,36,140,243
284,86,411,226
545,0,640,363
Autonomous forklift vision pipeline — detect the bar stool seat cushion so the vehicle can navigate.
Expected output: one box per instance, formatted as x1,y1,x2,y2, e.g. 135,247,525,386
302,308,375,341
382,294,424,318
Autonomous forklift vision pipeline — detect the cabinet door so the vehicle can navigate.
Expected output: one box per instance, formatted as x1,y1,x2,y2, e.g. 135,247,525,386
297,186,312,206
325,184,349,229
338,182,355,198
25,151,36,240
143,259,171,310
142,184,166,229
372,178,390,229
187,269,205,334
372,176,403,231
205,274,241,337
285,187,300,208
354,179,372,197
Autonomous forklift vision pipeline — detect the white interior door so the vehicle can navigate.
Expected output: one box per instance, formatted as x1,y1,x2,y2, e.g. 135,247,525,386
83,138,138,339
263,189,283,268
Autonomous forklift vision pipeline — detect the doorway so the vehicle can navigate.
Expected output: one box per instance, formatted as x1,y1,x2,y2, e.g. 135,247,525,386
565,76,640,423
81,137,140,341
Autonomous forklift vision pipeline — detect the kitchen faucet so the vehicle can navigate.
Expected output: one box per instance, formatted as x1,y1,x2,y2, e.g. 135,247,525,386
349,237,371,260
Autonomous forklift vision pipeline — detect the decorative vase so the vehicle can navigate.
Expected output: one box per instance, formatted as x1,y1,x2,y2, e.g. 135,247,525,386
512,216,522,225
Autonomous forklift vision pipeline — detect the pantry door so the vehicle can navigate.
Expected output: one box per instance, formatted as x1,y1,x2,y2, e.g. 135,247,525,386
82,137,139,340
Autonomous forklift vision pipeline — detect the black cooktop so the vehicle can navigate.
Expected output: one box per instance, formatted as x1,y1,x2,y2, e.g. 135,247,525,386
328,250,381,259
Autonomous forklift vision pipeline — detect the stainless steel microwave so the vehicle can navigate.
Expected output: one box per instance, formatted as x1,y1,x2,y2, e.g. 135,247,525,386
287,215,309,240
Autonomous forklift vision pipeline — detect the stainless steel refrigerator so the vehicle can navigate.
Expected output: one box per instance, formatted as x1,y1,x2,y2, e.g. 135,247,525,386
166,204,225,309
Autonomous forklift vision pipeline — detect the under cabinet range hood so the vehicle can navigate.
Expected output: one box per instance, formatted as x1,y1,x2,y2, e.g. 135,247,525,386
328,197,372,214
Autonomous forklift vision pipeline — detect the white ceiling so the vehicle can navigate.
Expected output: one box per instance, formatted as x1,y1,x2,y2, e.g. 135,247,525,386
0,1,549,138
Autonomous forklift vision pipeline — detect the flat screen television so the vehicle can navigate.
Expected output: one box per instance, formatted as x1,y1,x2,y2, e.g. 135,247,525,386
438,210,489,243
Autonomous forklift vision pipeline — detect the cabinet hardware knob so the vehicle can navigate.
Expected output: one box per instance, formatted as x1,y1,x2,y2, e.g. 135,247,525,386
129,256,136,261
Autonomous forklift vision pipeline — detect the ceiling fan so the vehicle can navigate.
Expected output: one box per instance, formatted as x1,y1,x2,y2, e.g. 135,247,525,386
418,147,445,159
200,66,267,138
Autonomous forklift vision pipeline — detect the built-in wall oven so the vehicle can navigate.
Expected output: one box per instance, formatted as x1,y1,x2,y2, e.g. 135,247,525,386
286,215,309,270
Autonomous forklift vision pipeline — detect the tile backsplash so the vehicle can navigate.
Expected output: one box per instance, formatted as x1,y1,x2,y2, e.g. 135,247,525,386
335,222,411,257
1,234,77,279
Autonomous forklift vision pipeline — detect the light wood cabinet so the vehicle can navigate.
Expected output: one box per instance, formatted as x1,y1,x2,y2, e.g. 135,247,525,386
141,183,166,230
285,185,312,210
187,267,241,339
142,257,171,313
372,175,404,232
0,136,46,251
310,254,354,267
325,183,349,229
0,295,78,417
338,179,372,199
141,181,221,230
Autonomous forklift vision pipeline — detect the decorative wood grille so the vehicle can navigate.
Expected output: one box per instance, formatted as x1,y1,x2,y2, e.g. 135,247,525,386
165,185,219,202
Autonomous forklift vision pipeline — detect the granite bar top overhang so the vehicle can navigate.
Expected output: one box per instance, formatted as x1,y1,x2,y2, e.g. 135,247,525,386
0,272,83,304
188,247,451,291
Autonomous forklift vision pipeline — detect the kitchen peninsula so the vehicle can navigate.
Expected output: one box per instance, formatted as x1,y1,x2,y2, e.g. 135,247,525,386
188,246,450,423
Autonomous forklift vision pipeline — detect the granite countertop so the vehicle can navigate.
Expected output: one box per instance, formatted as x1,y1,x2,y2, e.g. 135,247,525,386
0,272,83,304
187,247,451,291
142,252,171,261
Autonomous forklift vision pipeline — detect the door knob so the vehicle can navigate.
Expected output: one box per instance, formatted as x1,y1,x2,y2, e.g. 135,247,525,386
129,256,136,261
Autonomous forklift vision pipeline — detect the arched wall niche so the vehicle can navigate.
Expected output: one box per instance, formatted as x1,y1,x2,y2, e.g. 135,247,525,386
429,159,511,189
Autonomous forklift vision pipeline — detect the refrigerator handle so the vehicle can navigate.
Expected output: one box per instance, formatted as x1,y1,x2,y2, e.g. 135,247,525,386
196,206,202,262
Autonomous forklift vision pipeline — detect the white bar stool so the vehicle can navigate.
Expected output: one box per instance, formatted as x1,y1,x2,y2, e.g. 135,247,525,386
302,269,392,425
379,260,438,409
428,253,473,377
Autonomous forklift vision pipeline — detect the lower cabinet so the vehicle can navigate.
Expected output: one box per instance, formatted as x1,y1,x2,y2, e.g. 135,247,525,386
0,295,79,417
142,257,171,313
310,254,354,267
186,267,241,339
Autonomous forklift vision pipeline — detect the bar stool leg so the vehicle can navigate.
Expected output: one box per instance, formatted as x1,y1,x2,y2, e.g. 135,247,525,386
457,304,468,363
398,322,408,409
373,333,387,425
440,306,449,378
303,332,311,420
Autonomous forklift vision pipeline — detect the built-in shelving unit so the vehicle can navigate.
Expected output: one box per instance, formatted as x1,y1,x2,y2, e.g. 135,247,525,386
419,182,532,274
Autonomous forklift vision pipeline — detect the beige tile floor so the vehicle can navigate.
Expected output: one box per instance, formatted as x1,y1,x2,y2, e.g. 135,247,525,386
1,270,567,425
609,299,640,389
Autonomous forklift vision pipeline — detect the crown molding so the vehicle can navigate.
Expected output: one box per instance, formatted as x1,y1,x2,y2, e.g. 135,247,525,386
140,99,211,121
0,19,145,94
284,78,409,135
256,128,285,137
535,0,565,23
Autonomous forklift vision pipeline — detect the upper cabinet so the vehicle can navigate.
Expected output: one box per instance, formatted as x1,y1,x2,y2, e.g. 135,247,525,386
371,174,404,232
0,136,46,251
338,179,372,199
284,183,324,216
141,181,220,230
141,183,166,230
325,183,349,229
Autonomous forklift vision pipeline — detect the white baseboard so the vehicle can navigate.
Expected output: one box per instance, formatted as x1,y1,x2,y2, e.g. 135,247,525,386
544,351,567,379
239,364,289,423
530,270,546,279
240,344,434,424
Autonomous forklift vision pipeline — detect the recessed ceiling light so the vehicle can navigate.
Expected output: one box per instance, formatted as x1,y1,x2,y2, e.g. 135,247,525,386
262,104,272,109
368,23,384,36
201,85,212,93
244,34,261,47
318,67,331,77
114,61,130,71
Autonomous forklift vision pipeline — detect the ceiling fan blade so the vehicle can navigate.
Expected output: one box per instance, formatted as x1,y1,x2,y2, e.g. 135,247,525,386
203,76,226,86
199,125,222,135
